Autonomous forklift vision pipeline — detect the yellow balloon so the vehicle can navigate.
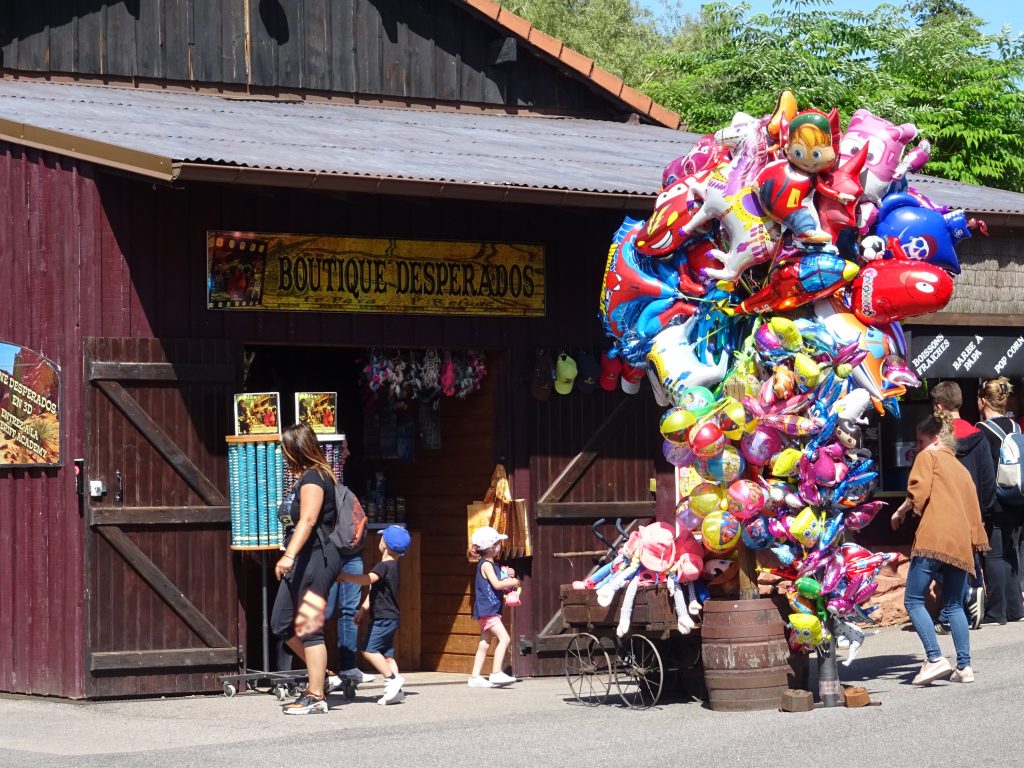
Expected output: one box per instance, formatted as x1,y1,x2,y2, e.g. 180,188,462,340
701,509,741,554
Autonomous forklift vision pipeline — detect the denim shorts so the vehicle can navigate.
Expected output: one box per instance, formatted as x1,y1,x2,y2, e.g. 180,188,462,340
365,618,400,657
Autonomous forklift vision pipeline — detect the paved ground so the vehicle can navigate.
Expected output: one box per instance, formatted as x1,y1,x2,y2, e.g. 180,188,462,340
2,622,1023,768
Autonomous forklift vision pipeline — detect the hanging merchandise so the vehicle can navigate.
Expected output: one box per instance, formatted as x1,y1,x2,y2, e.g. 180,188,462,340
582,89,979,667
361,348,487,405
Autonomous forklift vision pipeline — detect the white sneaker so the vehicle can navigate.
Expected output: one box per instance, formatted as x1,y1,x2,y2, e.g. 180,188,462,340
378,687,405,705
339,667,375,684
324,674,344,694
468,676,494,688
951,666,975,683
384,674,405,694
912,657,952,685
488,671,516,687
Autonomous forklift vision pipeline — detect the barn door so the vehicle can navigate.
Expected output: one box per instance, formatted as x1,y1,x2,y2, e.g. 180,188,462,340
83,338,242,697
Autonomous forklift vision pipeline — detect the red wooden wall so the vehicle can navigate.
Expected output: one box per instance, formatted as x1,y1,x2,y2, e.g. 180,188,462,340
0,142,659,694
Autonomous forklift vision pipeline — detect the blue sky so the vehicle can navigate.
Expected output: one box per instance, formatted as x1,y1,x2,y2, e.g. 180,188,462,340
639,1,1022,36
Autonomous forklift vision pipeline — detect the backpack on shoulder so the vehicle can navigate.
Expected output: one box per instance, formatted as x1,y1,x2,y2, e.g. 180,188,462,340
318,483,367,555
978,419,1024,506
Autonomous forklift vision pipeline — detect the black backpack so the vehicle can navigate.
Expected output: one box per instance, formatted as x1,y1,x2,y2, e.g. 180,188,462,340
318,482,367,555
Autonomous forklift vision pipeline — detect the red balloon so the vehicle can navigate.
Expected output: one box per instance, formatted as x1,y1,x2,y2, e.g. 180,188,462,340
850,244,954,325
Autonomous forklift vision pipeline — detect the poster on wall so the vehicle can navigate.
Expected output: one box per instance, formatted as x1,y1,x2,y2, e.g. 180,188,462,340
234,392,281,436
207,231,545,317
295,392,338,434
0,341,61,467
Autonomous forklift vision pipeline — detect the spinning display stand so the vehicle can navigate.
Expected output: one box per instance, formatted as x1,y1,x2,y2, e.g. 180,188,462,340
218,433,347,698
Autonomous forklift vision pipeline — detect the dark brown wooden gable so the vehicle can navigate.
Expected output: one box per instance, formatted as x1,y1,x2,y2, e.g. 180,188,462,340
0,0,621,116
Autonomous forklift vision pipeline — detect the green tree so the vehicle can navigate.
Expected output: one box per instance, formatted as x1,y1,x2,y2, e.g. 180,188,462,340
644,1,1024,192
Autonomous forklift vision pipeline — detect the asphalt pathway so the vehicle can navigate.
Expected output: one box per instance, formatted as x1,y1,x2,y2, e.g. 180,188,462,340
2,621,1022,768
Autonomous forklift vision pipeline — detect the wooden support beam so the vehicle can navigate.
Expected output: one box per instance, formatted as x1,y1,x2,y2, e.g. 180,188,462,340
97,526,233,649
535,501,655,520
91,506,231,526
88,648,238,671
88,361,237,383
94,380,227,506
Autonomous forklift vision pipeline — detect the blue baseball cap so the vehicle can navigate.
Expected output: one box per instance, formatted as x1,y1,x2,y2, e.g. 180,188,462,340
380,525,411,555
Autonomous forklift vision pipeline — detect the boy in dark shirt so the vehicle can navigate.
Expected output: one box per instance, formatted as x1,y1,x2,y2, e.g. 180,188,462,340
337,525,410,705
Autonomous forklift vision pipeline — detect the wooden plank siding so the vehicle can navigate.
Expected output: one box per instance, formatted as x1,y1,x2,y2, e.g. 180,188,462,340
0,1,619,117
0,142,668,692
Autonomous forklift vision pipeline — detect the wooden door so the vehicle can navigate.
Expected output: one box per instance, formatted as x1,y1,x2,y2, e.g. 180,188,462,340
83,338,242,697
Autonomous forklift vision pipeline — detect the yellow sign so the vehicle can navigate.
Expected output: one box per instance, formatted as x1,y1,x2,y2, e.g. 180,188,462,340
207,231,545,317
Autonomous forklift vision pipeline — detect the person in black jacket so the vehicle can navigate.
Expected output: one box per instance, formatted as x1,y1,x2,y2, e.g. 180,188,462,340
932,381,993,630
975,377,1024,624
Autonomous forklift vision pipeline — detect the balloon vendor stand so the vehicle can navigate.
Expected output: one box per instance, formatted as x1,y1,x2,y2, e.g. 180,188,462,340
579,89,978,710
218,433,348,699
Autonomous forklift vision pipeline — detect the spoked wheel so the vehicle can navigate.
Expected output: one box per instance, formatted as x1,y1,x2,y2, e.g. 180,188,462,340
564,632,613,705
614,634,664,709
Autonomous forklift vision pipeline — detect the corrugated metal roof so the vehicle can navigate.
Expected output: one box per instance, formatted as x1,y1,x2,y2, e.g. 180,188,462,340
0,79,1022,214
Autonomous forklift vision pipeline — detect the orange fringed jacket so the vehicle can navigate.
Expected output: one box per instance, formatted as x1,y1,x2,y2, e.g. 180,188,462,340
907,446,990,575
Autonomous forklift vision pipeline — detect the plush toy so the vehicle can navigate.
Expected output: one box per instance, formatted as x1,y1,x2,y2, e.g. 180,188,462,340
498,566,521,607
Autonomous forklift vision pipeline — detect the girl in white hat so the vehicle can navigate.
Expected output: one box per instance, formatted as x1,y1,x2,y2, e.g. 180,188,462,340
467,526,521,688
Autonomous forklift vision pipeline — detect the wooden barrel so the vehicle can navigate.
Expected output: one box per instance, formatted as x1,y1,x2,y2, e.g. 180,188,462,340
701,598,791,711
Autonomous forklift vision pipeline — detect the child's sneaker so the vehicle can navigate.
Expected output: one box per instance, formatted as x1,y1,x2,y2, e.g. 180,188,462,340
468,676,493,688
384,674,405,695
378,686,405,705
488,671,516,687
324,674,344,694
951,666,975,683
282,692,328,715
912,657,952,685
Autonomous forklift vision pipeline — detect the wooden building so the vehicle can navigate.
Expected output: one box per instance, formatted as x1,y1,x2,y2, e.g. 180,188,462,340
1,0,1023,700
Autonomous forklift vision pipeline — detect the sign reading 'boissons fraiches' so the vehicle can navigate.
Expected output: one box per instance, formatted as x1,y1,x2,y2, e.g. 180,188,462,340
0,342,60,466
910,331,1024,379
206,231,545,317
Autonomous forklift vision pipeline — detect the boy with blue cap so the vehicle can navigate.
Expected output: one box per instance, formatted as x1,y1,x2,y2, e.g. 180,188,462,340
337,524,411,705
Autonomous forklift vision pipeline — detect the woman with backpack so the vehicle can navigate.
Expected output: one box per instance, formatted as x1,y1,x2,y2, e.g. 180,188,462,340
976,377,1024,625
271,422,344,714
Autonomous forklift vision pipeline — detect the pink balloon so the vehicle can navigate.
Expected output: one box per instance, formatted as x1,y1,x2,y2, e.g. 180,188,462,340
663,440,696,468
740,425,784,467
726,479,766,521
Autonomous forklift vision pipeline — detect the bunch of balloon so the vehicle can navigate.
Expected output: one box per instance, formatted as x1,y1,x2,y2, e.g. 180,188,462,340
598,91,978,706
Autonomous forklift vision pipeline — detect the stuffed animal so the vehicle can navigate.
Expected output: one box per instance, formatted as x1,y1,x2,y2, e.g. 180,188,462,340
498,566,521,607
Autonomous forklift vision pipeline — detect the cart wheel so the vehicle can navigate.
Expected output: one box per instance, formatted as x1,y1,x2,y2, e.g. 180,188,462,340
274,685,288,701
343,682,357,700
614,634,663,709
222,682,237,698
564,632,612,706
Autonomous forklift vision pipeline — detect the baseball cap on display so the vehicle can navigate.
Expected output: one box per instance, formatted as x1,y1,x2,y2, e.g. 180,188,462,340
554,353,578,395
531,350,555,401
471,525,508,551
620,362,644,395
380,525,411,555
576,353,600,394
599,351,622,391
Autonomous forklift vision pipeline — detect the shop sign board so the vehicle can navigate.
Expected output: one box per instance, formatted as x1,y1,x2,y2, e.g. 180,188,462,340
207,231,545,317
909,329,1024,379
0,341,61,466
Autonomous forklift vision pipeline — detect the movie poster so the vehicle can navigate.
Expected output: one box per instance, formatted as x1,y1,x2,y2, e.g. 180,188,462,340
295,392,338,434
234,392,281,436
0,342,61,466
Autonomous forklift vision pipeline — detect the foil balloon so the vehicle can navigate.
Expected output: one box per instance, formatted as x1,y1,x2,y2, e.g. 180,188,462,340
647,318,730,406
733,251,860,316
689,482,726,518
874,192,977,275
699,445,746,484
663,440,696,468
635,175,713,259
701,509,742,554
787,506,823,547
849,239,954,325
689,421,726,460
741,515,774,549
727,478,766,520
788,614,829,647
740,425,784,467
770,447,804,477
660,407,697,444
843,500,886,531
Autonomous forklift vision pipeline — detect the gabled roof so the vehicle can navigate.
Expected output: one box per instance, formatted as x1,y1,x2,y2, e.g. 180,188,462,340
455,0,681,129
0,79,1022,217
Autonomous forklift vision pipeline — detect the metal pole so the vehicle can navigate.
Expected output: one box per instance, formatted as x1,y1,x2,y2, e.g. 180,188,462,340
261,551,270,674
817,617,841,707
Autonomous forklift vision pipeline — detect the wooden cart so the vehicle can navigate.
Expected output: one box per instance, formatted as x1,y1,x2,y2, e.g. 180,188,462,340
559,583,702,709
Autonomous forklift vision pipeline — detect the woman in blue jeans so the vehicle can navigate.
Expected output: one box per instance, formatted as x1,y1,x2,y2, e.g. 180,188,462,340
892,411,990,685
